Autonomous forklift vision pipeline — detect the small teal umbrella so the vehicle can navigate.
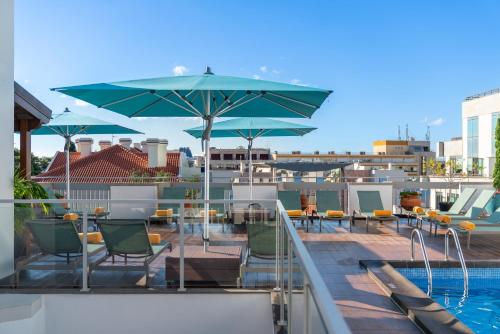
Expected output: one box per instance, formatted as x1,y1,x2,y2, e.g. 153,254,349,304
32,107,143,204
52,67,331,243
185,117,316,199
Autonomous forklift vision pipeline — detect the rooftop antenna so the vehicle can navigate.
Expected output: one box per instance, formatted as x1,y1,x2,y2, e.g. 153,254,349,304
405,124,409,141
426,126,431,141
398,125,401,140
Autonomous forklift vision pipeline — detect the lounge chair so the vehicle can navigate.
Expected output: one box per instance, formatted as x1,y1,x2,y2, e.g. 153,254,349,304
93,219,172,288
445,189,495,220
15,219,105,287
149,187,186,225
438,188,476,215
353,190,399,233
202,187,227,224
313,190,350,232
278,190,307,226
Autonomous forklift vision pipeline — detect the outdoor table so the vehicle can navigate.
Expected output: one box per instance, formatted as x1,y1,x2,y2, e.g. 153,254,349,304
165,245,242,287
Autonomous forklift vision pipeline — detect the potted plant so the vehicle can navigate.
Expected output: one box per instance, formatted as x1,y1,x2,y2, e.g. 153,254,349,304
399,191,421,211
425,158,462,211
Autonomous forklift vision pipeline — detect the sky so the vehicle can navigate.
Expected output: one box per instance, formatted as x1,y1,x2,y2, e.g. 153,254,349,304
14,0,500,157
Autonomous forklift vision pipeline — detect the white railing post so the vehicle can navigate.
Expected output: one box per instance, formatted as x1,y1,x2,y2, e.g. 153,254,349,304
178,203,186,292
287,234,293,334
278,212,287,326
304,277,310,334
81,211,89,292
274,204,280,290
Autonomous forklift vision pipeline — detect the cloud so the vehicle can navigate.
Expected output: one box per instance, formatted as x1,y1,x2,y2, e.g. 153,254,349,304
259,66,268,73
429,117,445,126
172,65,188,76
272,69,280,75
252,74,261,80
290,79,301,85
74,99,89,107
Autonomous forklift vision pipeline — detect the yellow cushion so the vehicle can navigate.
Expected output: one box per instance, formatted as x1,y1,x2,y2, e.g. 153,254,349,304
373,210,392,217
413,206,425,214
63,213,79,221
426,210,438,218
155,209,173,217
287,210,303,217
148,233,161,245
459,221,476,231
78,232,103,244
200,209,217,217
94,207,106,215
326,210,344,217
438,215,451,224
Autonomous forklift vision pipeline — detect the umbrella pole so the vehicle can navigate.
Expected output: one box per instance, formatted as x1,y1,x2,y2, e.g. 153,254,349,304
248,139,253,200
64,136,71,209
203,137,210,246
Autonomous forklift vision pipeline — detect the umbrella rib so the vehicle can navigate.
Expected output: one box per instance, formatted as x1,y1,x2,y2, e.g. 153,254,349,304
129,92,173,117
215,93,263,117
172,90,203,116
213,91,238,114
265,92,320,109
99,91,150,109
260,96,310,118
153,93,201,117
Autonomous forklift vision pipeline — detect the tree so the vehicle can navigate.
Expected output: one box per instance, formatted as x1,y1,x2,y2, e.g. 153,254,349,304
493,119,500,190
14,148,52,175
425,158,463,202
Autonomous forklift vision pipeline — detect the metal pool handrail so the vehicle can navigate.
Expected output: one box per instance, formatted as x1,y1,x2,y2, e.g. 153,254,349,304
445,228,469,295
410,228,432,296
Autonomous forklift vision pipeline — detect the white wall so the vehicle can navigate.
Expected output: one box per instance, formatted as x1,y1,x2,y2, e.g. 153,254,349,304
232,184,277,211
110,185,157,219
0,295,45,334
44,294,273,334
0,0,14,278
347,183,394,214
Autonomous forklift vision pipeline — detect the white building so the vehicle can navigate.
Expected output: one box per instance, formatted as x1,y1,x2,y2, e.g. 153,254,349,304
462,88,500,176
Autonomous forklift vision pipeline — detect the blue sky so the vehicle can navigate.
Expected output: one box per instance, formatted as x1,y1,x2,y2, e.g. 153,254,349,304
14,0,500,157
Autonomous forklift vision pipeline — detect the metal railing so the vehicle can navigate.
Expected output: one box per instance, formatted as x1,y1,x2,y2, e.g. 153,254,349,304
410,228,432,296
444,228,469,295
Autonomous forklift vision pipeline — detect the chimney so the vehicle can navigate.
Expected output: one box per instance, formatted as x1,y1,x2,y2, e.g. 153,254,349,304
98,140,111,151
157,139,168,167
133,143,142,151
141,141,148,153
146,138,159,168
76,137,93,157
119,138,132,148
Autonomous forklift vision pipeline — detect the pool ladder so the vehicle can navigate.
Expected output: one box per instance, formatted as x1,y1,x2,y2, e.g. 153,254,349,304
445,228,469,295
410,229,432,296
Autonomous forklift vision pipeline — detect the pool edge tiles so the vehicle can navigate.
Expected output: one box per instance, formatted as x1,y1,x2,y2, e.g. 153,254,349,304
359,260,473,334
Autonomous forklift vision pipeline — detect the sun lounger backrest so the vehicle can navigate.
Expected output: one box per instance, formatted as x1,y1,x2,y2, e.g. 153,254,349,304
448,188,476,215
98,220,153,256
316,191,342,212
159,187,186,212
203,187,225,213
248,224,287,258
357,191,384,214
465,189,495,218
27,220,82,255
486,207,500,223
278,191,301,211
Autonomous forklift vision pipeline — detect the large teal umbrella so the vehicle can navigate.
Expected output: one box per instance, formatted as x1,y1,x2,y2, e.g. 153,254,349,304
184,117,316,199
32,107,142,204
52,67,332,242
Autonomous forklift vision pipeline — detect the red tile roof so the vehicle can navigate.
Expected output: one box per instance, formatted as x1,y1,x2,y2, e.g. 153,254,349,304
35,145,180,183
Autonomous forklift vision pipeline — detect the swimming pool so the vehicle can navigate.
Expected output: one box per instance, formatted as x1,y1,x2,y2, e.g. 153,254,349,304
398,267,500,333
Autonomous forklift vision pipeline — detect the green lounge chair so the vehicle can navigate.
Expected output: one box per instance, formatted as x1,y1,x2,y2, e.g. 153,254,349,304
278,190,307,225
443,189,495,221
314,190,350,232
149,187,186,225
16,219,105,287
201,187,227,223
93,219,172,288
354,190,399,233
439,188,476,215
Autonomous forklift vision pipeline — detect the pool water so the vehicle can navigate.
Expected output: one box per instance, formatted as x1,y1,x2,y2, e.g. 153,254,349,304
398,268,500,333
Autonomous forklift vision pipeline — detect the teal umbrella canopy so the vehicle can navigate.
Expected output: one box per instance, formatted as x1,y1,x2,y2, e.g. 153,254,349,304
52,68,332,119
184,117,316,139
32,108,143,137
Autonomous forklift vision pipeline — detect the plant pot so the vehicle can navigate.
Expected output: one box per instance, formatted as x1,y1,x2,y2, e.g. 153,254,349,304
438,202,453,212
400,194,421,211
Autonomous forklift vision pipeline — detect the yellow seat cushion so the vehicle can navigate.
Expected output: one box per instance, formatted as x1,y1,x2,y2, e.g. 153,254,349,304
426,210,438,219
94,207,106,215
63,213,79,221
78,232,103,244
200,209,217,217
413,206,425,214
155,209,173,217
326,210,344,218
438,215,452,224
373,210,392,217
287,210,303,217
148,233,161,245
459,221,476,231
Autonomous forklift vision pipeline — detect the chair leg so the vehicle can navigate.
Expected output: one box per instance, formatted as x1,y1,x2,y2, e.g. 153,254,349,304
467,232,471,249
397,219,399,233
366,217,369,233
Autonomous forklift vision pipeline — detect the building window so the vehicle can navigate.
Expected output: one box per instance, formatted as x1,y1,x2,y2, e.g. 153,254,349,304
251,153,257,160
260,154,269,160
467,157,484,176
211,154,221,160
492,112,500,156
467,116,479,161
235,153,245,160
223,154,233,160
